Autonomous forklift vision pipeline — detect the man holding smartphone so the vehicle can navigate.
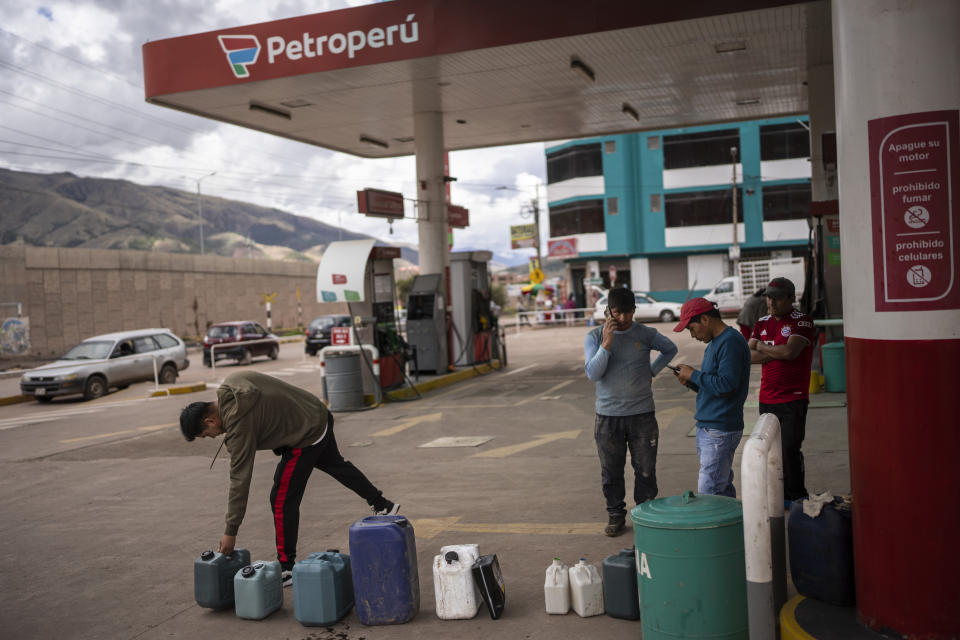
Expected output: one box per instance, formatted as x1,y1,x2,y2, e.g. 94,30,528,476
584,287,678,536
672,298,751,497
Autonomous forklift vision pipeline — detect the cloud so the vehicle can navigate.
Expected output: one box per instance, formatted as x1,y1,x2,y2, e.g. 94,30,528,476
0,0,547,260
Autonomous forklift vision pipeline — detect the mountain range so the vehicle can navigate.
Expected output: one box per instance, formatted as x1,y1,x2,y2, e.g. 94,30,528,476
0,167,419,264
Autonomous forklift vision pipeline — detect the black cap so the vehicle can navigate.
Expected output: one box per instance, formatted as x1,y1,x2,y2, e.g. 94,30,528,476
201,550,215,561
444,551,460,564
762,277,796,298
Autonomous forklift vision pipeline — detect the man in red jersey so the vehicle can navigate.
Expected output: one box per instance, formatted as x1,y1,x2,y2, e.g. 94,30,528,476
749,277,816,504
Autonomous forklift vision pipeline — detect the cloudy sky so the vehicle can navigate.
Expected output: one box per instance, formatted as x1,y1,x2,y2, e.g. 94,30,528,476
0,0,549,265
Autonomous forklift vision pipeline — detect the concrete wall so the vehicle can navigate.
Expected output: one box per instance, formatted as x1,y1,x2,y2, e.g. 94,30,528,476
0,246,339,357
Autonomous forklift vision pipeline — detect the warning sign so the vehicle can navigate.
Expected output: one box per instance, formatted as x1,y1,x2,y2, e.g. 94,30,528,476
869,110,960,311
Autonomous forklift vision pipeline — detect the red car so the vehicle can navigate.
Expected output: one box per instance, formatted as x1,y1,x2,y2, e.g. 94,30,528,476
203,321,279,367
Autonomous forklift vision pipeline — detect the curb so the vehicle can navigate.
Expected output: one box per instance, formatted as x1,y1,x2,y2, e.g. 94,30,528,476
383,360,503,401
0,394,33,406
148,382,208,398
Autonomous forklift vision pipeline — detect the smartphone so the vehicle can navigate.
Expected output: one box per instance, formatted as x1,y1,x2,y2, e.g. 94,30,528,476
666,364,681,373
604,306,611,319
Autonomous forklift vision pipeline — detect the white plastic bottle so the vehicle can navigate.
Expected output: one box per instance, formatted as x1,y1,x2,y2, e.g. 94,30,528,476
544,557,570,614
569,558,604,617
433,544,480,619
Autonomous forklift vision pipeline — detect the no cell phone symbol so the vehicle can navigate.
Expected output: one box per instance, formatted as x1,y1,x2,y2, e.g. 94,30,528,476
907,265,931,288
904,205,930,229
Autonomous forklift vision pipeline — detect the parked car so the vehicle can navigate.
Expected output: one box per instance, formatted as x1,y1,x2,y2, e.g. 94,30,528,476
19,328,190,402
203,321,279,366
304,314,352,356
592,292,682,323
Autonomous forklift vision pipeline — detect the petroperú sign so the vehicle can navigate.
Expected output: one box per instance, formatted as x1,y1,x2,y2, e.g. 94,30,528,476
869,110,959,311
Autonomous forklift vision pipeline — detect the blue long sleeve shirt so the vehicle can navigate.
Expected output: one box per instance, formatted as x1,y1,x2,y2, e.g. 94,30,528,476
688,326,751,431
584,323,678,416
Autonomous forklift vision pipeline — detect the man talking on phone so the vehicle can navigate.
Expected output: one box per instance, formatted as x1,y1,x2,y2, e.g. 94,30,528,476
585,287,677,536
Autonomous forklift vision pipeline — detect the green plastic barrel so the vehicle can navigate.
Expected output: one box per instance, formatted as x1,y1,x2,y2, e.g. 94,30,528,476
631,491,747,640
821,342,846,392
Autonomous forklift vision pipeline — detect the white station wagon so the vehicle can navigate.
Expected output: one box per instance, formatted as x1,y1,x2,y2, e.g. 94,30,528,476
20,328,190,402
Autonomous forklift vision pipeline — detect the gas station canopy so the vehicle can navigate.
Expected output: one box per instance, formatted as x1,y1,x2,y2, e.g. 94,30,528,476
143,0,830,158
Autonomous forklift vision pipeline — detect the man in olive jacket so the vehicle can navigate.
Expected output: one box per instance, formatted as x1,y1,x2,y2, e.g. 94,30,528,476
180,371,398,584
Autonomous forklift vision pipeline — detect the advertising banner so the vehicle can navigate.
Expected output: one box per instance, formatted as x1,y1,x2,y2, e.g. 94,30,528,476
547,238,577,258
511,224,537,249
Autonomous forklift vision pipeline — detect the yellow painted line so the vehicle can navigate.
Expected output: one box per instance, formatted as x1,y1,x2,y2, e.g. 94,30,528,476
61,422,176,444
372,412,443,437
513,379,575,406
780,595,817,640
471,429,581,458
413,516,601,540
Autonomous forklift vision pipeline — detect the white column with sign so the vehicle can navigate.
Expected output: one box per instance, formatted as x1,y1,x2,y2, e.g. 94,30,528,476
833,0,959,635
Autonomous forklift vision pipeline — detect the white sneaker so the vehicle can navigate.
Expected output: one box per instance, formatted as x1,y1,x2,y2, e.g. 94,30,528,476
373,501,400,516
281,570,293,587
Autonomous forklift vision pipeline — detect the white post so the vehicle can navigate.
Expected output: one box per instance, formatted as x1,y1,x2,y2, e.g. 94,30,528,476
741,413,786,640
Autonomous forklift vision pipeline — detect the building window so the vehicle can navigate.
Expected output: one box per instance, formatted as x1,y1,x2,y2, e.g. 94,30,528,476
760,122,810,161
607,197,619,215
664,188,743,228
604,140,616,154
650,194,662,213
663,129,739,169
546,143,602,183
549,199,605,237
762,182,811,221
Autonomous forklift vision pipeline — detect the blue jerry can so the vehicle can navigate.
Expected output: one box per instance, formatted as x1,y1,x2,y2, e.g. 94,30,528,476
349,515,420,625
193,549,251,610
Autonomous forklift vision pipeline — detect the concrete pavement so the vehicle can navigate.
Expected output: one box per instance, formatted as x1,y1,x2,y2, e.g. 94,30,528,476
0,323,852,639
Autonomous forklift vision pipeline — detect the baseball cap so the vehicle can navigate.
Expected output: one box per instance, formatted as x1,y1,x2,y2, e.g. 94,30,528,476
762,277,796,298
673,297,717,332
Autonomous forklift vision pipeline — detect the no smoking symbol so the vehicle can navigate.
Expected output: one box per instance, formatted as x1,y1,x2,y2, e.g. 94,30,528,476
904,205,930,229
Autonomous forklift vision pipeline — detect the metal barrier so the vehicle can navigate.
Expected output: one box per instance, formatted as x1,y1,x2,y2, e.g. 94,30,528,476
513,307,595,333
741,413,787,640
318,344,381,407
209,337,280,375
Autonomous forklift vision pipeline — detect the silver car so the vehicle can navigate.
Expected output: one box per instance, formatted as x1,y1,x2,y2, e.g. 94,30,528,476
20,328,190,402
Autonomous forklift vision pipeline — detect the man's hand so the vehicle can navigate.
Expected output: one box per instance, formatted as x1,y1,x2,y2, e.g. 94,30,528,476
218,534,236,556
600,315,617,349
675,364,695,386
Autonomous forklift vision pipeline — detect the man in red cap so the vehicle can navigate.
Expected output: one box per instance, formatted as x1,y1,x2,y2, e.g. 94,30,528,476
672,298,751,497
749,277,816,505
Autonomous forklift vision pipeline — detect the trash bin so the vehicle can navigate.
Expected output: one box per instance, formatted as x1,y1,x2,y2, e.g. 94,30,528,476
631,491,748,640
325,350,364,410
821,342,846,393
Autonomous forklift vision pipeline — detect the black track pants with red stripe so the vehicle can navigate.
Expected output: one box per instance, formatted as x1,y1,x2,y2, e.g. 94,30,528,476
269,415,384,569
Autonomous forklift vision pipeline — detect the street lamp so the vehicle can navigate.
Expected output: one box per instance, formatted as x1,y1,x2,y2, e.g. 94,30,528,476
196,171,216,255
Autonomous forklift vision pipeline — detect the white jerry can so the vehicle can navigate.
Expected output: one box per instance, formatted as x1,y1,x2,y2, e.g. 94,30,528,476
433,543,480,619
569,558,604,617
544,557,571,614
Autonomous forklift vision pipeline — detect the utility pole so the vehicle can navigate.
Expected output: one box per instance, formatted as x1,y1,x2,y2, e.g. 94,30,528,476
730,146,739,273
196,171,216,255
532,182,542,269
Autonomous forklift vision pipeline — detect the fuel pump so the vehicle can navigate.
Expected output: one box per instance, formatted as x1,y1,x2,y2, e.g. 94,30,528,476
449,251,497,366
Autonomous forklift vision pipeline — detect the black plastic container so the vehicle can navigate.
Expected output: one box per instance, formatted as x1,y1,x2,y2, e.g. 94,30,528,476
788,498,855,606
603,548,640,620
471,554,505,620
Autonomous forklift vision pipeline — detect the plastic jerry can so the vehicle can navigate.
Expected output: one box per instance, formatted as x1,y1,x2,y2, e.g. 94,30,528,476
233,561,283,620
194,548,251,609
293,550,354,627
349,515,420,625
603,548,640,620
544,558,570,614
569,558,604,617
788,499,855,606
471,554,505,620
433,544,480,619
